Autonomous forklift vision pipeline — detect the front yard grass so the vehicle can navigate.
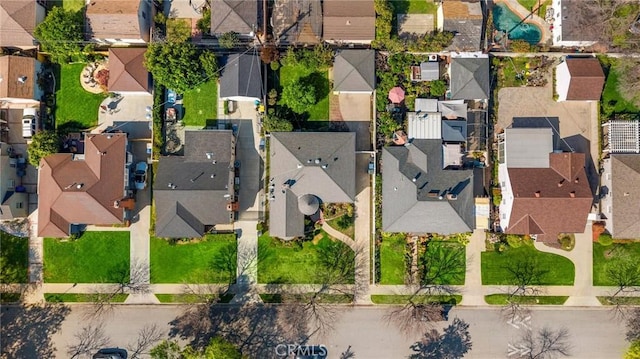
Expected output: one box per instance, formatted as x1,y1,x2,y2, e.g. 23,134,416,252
43,232,130,283
55,63,107,130
371,294,462,305
258,232,353,284
155,293,234,303
279,63,329,122
484,294,568,305
150,234,236,283
44,293,128,303
593,242,640,286
481,246,575,285
597,296,640,305
180,79,218,128
0,232,28,284
379,233,406,285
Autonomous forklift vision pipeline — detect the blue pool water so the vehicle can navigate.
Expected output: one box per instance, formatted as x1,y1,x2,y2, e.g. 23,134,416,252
493,3,542,44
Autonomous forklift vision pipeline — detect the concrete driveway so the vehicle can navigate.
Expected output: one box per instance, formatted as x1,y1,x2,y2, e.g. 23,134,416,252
94,94,153,135
336,93,374,151
497,84,600,193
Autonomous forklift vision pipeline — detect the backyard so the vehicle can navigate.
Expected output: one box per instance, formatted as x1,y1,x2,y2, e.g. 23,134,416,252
258,233,354,284
379,233,406,285
602,66,640,116
0,233,29,284
593,242,640,286
393,0,438,15
517,0,551,14
278,63,329,122
55,63,107,130
150,234,236,283
43,232,130,283
180,79,218,127
481,245,575,285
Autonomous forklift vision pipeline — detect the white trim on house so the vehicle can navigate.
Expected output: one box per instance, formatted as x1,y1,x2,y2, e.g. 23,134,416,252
555,60,571,101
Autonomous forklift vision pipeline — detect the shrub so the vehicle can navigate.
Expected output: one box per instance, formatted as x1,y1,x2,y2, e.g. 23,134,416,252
270,61,280,71
218,31,239,49
558,234,575,251
506,234,523,248
599,233,614,246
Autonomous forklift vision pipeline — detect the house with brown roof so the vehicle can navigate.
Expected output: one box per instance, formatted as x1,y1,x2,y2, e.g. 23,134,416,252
600,154,640,239
555,57,605,101
0,55,42,108
85,0,154,45
37,133,130,237
323,0,375,44
497,127,593,243
0,0,46,49
272,0,322,45
210,0,261,38
108,48,151,93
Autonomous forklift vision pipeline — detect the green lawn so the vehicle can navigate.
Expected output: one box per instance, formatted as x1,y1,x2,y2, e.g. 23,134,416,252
279,64,329,121
326,216,354,240
180,79,218,127
517,0,550,12
43,232,130,283
44,293,128,303
484,294,568,305
258,233,353,284
55,63,107,130
602,68,640,115
0,293,22,303
481,246,575,285
155,293,234,303
0,232,29,284
598,296,640,305
371,295,462,305
150,234,236,283
379,234,406,285
259,293,354,304
593,242,640,286
393,0,438,14
62,0,85,11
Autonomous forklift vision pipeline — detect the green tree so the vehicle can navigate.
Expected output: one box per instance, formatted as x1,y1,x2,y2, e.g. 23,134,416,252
429,80,447,97
263,112,294,132
281,81,316,114
166,18,192,43
219,31,240,48
27,130,61,167
200,51,219,79
150,340,182,359
144,42,205,92
34,6,83,63
196,8,211,33
626,341,640,359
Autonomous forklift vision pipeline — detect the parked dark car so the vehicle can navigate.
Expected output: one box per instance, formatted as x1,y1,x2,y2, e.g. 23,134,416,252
93,348,127,359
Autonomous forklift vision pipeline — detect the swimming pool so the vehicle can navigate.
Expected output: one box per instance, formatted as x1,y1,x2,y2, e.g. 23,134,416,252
493,3,542,44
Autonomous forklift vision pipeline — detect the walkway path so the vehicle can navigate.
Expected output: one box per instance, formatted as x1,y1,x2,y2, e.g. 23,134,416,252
23,210,43,303
125,187,157,304
460,230,487,306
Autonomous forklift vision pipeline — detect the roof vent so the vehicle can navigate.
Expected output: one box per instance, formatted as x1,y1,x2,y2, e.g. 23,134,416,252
321,164,328,169
346,20,351,25
212,160,217,164
307,159,312,163
446,193,458,200
535,191,541,197
569,191,576,198
76,183,84,189
206,152,213,159
557,179,565,187
297,163,303,169
574,177,579,184
168,182,173,188
315,158,321,164
428,191,439,198
17,76,27,84
624,192,630,197
438,196,444,200
113,200,120,208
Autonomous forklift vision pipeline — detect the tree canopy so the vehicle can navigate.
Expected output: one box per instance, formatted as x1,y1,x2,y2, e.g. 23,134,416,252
281,81,316,114
144,42,206,93
263,111,294,132
34,7,83,63
27,130,61,167
219,32,240,49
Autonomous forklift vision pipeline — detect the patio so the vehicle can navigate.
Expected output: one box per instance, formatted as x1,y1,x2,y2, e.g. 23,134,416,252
93,94,153,136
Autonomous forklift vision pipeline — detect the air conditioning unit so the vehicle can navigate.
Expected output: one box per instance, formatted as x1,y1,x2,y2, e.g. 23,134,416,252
428,54,438,62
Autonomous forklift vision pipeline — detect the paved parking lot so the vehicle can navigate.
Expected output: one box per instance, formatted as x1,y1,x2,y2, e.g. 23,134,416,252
497,84,600,193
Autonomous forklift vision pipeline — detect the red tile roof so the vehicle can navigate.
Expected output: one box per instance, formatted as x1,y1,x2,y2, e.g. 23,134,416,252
565,58,605,101
38,133,128,237
506,153,593,241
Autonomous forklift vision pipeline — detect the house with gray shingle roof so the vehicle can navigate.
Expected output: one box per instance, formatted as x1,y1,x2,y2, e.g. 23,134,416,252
220,53,262,102
449,53,490,100
382,140,474,234
154,130,236,238
269,132,356,239
333,50,375,93
210,0,260,37
601,154,640,239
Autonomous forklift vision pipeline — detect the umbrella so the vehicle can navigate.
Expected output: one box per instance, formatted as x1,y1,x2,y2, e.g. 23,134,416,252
388,87,405,104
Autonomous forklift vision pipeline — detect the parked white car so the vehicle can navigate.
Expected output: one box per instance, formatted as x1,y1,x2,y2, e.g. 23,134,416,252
22,107,38,138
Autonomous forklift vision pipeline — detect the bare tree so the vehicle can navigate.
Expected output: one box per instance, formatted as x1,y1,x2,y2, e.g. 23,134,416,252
340,345,356,359
386,241,465,335
516,327,571,359
626,308,640,342
127,324,165,359
67,325,110,359
409,318,472,359
603,252,640,318
499,256,548,321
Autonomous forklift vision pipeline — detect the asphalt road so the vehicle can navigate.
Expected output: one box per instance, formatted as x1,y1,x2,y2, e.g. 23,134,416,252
1,305,627,359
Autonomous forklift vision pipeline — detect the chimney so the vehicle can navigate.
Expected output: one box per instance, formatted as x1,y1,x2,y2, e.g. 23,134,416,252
557,179,565,187
534,191,541,198
569,191,575,198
